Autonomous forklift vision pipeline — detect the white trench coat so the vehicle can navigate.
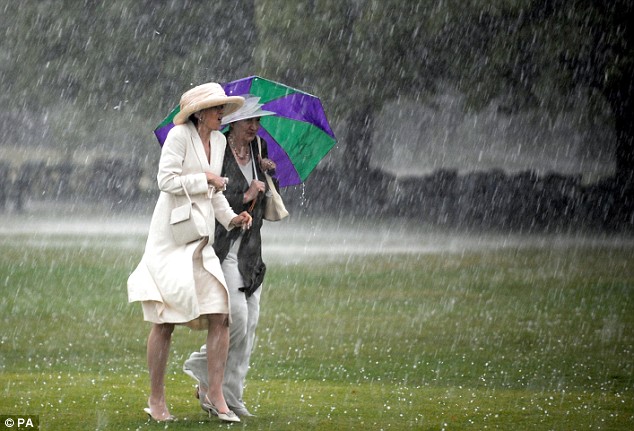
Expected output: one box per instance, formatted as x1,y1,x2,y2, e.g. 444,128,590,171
127,122,237,325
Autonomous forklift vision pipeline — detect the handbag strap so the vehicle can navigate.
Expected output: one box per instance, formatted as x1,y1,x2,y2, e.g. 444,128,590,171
256,136,282,199
178,131,194,204
251,139,259,182
263,170,279,198
180,181,193,204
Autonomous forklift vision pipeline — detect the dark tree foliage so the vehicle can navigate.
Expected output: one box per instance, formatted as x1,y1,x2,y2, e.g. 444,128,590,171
1,0,633,221
0,0,256,153
256,0,633,187
441,0,634,187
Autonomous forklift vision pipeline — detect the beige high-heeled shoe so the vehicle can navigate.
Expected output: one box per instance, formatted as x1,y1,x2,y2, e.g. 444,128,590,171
143,406,176,422
202,395,240,423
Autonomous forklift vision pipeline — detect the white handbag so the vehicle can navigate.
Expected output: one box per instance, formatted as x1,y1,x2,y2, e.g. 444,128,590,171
169,183,208,245
256,137,289,221
263,173,289,221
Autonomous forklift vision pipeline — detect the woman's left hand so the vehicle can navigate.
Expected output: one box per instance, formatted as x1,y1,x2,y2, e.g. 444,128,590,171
206,171,228,190
260,157,276,172
231,211,253,230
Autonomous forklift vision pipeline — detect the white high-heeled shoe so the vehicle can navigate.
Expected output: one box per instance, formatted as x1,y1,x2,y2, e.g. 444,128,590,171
202,395,241,423
143,406,176,422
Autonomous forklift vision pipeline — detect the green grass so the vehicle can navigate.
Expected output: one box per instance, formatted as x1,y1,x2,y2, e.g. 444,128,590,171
1,233,633,430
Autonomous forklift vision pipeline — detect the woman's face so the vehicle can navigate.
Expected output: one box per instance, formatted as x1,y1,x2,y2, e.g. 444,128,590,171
231,117,261,143
198,104,225,131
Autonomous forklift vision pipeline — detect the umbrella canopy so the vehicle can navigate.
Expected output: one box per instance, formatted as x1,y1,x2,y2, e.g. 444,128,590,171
154,76,336,187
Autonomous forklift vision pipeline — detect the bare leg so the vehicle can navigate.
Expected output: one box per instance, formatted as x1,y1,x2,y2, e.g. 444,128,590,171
204,313,231,413
147,323,175,420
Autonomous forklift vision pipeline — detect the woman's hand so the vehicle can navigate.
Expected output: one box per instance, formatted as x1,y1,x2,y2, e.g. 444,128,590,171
260,157,276,172
206,172,227,190
244,180,266,203
231,211,253,230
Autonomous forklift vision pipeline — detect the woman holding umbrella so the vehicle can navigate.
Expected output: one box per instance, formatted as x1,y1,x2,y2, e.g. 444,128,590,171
127,82,251,423
183,95,278,417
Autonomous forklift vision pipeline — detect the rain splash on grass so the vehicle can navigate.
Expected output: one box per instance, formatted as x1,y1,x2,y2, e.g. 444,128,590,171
0,214,633,430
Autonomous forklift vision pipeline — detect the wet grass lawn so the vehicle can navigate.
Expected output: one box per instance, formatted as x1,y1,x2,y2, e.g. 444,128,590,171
1,235,633,430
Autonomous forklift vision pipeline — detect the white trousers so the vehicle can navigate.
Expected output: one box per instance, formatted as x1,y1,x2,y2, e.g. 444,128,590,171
183,237,262,413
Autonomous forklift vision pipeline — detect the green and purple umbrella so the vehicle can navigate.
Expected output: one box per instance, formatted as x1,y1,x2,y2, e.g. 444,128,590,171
154,76,336,188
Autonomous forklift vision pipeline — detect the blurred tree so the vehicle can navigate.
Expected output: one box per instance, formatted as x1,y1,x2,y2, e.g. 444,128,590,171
3,0,633,207
0,0,256,156
439,0,634,188
254,0,633,191
255,0,442,174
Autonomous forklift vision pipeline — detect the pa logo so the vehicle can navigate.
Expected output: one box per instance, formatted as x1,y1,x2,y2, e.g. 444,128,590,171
3,416,37,429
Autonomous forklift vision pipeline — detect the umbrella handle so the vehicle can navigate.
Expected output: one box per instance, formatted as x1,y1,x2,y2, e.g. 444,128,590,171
247,194,258,213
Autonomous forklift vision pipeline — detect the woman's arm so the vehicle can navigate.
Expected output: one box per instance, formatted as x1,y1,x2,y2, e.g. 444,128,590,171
212,191,252,230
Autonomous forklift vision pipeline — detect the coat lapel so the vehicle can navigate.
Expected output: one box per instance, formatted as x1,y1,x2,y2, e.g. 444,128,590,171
186,122,210,170
209,132,227,176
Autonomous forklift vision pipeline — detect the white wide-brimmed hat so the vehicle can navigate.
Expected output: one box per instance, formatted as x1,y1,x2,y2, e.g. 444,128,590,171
173,83,245,125
221,95,275,125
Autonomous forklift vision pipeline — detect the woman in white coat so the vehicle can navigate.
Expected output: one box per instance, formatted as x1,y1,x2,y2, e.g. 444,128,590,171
128,83,251,423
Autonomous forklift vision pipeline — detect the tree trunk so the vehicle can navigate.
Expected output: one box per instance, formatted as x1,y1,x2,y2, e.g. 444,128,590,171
605,1,634,190
343,104,374,173
340,104,394,215
613,98,634,188
604,60,634,227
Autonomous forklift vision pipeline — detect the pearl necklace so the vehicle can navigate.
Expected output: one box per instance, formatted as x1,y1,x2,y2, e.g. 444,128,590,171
228,135,250,161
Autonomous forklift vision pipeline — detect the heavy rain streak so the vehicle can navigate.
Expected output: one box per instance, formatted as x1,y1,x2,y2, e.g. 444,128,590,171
1,1,633,430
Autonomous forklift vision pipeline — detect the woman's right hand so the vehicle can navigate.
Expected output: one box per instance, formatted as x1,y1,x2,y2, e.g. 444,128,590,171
231,211,253,230
244,179,266,202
